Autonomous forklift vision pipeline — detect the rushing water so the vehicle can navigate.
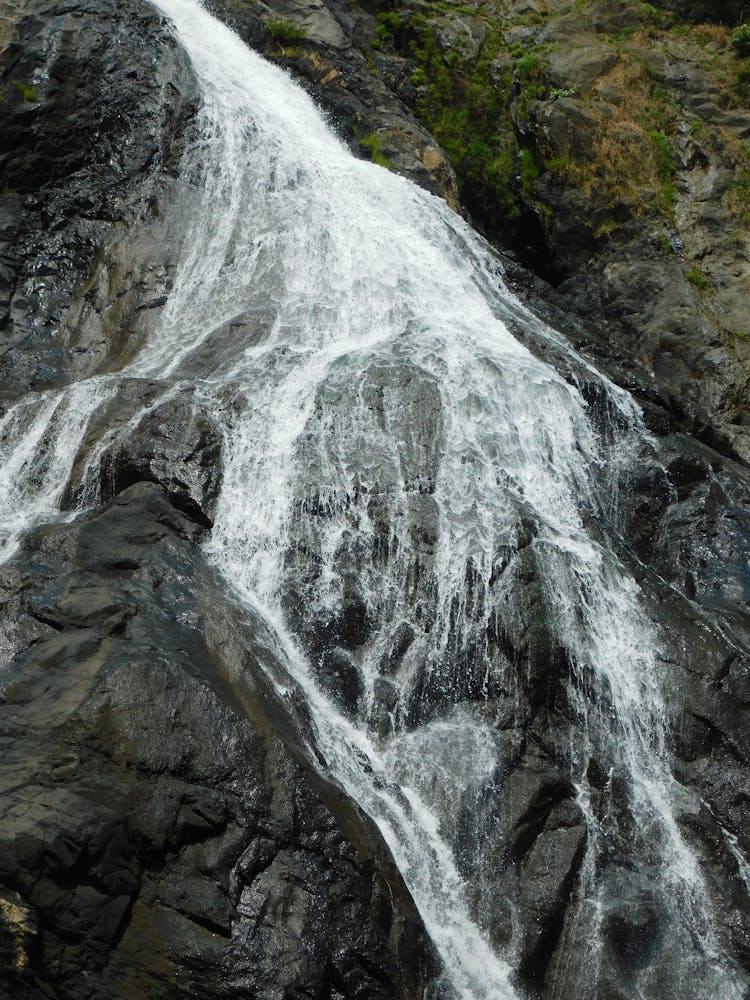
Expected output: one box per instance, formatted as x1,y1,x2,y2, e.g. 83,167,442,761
0,1,746,996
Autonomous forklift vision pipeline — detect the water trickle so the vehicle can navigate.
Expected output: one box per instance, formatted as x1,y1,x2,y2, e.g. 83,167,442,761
0,0,746,996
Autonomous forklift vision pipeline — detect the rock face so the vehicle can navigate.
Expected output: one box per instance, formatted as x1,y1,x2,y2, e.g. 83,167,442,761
0,0,197,406
0,482,438,1000
1,0,750,998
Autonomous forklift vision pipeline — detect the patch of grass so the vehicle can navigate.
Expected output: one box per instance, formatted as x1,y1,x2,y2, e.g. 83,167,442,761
645,81,678,130
516,53,541,78
544,156,586,185
513,48,549,119
723,168,750,223
639,2,674,27
267,19,306,44
568,56,681,223
649,130,674,181
405,19,531,227
611,25,637,42
654,180,677,219
686,268,714,291
732,24,750,58
736,64,750,92
372,11,408,52
519,148,539,187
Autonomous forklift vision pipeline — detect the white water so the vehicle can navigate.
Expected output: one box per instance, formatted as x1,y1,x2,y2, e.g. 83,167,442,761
0,0,746,996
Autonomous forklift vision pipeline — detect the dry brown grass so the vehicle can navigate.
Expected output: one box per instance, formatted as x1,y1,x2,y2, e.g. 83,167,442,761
581,55,672,211
592,55,652,124
693,24,731,48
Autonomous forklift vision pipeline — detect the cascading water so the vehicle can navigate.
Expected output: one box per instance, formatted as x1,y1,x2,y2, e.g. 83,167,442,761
1,0,747,996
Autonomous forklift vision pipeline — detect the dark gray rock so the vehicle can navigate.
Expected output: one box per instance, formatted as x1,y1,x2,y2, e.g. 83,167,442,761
64,379,223,526
0,0,198,407
0,483,440,1000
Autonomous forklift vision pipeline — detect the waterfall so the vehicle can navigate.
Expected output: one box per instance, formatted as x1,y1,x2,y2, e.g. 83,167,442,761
0,0,746,996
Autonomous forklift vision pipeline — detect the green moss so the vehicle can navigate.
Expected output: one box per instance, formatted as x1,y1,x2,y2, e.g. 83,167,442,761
406,19,532,228
686,268,714,291
12,80,38,102
611,25,637,41
513,47,549,121
360,132,392,169
267,19,305,44
372,11,411,52
594,218,620,238
379,11,406,29
515,53,541,78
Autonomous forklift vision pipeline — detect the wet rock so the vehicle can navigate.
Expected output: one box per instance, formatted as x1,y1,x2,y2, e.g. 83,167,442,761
380,621,416,676
0,0,198,406
63,379,222,526
516,812,587,985
317,645,364,713
0,483,440,1000
100,387,222,526
603,894,664,973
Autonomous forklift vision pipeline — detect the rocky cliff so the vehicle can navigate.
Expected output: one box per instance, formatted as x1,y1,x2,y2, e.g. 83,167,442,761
1,0,750,998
